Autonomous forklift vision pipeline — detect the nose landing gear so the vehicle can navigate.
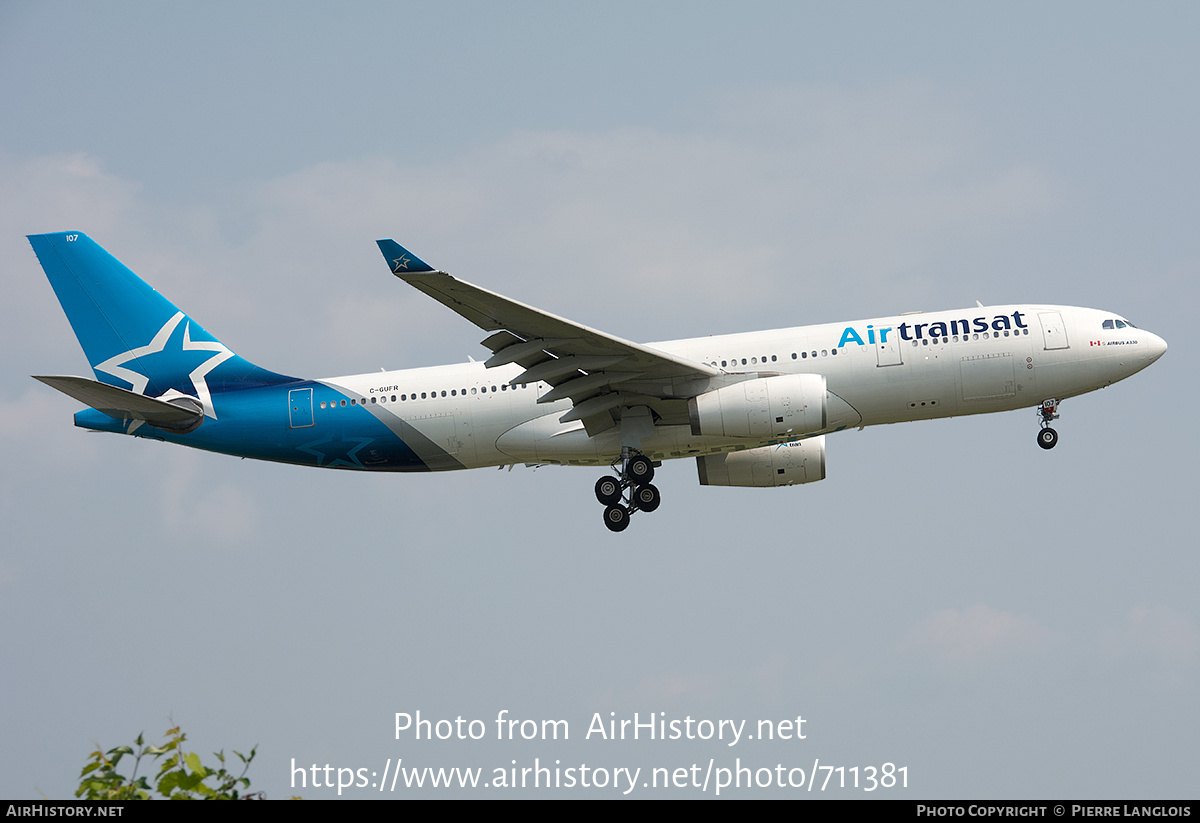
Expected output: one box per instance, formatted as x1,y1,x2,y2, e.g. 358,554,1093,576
1037,399,1060,450
596,448,661,532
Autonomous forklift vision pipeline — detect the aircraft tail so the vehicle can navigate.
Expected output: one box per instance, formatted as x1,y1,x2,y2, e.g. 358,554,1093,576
29,232,295,415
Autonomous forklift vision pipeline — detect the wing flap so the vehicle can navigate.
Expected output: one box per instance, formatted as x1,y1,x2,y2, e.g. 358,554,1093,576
511,355,629,386
484,337,578,369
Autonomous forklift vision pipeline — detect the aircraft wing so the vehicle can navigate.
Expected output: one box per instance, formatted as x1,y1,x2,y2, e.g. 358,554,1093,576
377,240,720,432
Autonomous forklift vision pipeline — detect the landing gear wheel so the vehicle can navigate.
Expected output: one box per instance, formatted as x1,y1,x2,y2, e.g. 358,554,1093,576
632,483,661,513
597,451,658,531
595,476,622,505
626,454,654,485
603,504,630,532
1038,427,1059,450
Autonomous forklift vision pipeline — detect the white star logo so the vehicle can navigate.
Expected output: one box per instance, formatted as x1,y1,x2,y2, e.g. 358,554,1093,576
93,311,233,420
392,255,411,273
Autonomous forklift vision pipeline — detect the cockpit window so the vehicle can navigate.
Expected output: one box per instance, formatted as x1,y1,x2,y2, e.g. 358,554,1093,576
1104,318,1138,330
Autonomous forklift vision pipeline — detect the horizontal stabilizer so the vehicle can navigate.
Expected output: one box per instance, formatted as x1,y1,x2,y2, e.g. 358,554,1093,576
33,375,203,432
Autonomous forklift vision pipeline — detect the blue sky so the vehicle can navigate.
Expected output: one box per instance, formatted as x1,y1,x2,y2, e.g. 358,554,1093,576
1,2,1196,798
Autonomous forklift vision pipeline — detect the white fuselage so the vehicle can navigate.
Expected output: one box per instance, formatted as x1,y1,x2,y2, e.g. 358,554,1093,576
317,304,1165,470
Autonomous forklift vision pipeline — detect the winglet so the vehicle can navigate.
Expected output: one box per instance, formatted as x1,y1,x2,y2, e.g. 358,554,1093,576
376,239,435,275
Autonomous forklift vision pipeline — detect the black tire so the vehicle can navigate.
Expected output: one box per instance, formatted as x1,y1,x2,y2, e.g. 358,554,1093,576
627,454,654,485
595,476,622,505
633,483,661,513
603,504,630,532
1038,427,1059,450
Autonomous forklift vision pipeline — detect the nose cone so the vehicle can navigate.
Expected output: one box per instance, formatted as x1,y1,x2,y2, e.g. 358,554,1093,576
1146,332,1168,363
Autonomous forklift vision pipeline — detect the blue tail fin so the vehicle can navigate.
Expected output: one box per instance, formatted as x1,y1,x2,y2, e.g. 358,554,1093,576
29,232,295,412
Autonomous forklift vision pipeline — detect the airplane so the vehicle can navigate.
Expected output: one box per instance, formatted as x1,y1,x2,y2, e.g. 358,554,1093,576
29,231,1167,532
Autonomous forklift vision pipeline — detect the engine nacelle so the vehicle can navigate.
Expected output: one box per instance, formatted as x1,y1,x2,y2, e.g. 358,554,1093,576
695,437,826,487
688,373,826,439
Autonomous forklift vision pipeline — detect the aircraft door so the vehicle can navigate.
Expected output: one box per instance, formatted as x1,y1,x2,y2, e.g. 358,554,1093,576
876,337,903,367
447,395,477,462
1038,312,1070,350
288,388,314,428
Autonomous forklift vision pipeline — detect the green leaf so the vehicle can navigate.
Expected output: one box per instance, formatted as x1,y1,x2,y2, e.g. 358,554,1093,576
156,770,181,797
184,751,204,775
76,726,262,800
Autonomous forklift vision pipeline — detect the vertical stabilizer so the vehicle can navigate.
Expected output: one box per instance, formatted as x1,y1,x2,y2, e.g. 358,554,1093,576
29,232,295,414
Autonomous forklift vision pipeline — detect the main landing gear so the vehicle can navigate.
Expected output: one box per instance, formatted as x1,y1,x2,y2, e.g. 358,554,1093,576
1037,398,1060,450
595,449,661,533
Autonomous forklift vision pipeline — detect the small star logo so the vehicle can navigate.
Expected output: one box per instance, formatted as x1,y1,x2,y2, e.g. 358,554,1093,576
297,434,376,468
392,255,411,273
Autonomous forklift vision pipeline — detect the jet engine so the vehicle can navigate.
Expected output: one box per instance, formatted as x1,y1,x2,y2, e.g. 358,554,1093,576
688,373,827,439
695,436,826,487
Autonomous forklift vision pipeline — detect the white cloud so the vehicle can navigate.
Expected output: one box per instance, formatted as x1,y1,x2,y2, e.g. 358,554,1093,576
1100,605,1199,665
236,82,1060,331
902,604,1056,666
0,151,141,240
0,388,106,487
6,81,1061,377
156,451,260,548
